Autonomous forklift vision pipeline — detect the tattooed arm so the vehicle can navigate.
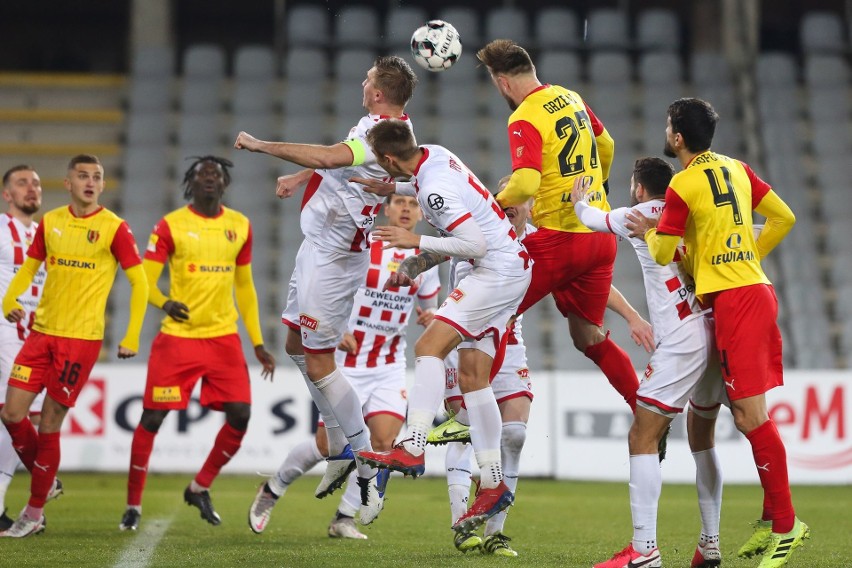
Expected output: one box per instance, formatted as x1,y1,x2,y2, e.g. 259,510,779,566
383,252,449,291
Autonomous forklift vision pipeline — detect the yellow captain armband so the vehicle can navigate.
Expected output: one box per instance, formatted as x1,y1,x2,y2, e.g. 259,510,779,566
343,138,367,166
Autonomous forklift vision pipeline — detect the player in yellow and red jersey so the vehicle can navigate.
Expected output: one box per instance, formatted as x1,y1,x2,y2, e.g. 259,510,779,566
0,154,148,537
626,98,808,568
477,40,640,412
120,156,275,532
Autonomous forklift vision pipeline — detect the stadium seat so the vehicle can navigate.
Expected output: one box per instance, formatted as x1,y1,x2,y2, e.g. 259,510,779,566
588,52,633,85
690,51,732,86
234,45,276,81
283,48,330,83
282,82,327,117
127,78,173,112
800,11,847,53
756,53,797,87
335,5,380,49
804,54,850,88
183,44,226,79
435,82,479,117
638,52,683,84
536,51,583,86
485,7,530,46
636,9,680,52
125,111,172,147
384,6,428,50
586,8,631,51
437,7,481,49
535,7,581,50
286,4,331,48
132,45,175,78
332,49,376,81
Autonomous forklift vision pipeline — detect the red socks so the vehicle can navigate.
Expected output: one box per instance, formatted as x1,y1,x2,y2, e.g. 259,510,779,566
194,423,245,488
584,335,639,411
127,425,157,507
29,432,60,508
4,417,38,470
746,420,795,533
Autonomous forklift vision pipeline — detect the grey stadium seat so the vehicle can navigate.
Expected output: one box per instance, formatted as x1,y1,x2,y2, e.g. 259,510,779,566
636,9,680,52
132,46,175,78
384,7,428,50
536,51,583,86
800,11,846,53
286,5,330,48
234,45,275,81
586,8,631,51
183,44,226,79
485,7,530,46
535,7,582,50
283,48,330,83
335,5,380,49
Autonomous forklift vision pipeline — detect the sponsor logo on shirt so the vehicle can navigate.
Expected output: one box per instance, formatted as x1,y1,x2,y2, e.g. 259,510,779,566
516,368,530,380
449,288,464,302
300,313,319,331
426,193,445,210
186,262,234,274
152,386,182,403
10,364,32,383
49,255,96,270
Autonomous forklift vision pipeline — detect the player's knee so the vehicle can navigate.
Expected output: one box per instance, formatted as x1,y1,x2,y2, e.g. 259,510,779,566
225,404,251,430
0,405,26,424
501,421,527,454
139,409,168,433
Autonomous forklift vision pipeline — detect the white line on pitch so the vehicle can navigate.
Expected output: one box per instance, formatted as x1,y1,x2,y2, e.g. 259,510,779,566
113,515,174,568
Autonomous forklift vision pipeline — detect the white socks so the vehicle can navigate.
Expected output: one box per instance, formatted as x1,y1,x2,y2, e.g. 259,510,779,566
445,442,474,524
693,448,723,540
291,354,348,456
630,453,661,555
269,438,324,496
402,356,447,455
0,426,19,512
485,421,526,536
464,386,503,489
337,471,361,518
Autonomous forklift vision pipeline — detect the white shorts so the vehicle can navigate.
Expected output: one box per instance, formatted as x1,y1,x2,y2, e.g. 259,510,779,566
637,315,727,417
281,240,369,352
444,343,533,404
0,326,45,413
435,266,531,358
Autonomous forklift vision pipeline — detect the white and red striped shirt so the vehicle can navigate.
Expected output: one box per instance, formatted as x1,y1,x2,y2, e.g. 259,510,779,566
0,214,45,337
336,238,440,369
300,114,415,255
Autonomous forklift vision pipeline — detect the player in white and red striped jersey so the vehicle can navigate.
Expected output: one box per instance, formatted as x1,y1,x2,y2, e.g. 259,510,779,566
571,158,727,568
354,119,532,535
247,194,440,538
0,165,47,529
235,56,419,525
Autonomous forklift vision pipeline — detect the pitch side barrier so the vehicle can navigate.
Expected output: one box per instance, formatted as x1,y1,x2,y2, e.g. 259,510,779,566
60,366,851,484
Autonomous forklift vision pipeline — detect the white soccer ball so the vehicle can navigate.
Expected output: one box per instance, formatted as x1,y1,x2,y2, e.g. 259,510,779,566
410,20,462,72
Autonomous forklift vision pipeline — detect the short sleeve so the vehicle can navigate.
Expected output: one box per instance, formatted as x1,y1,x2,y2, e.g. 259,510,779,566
111,221,143,269
739,161,772,207
236,223,253,265
508,120,543,172
143,218,174,263
584,102,605,136
26,222,47,261
656,188,689,237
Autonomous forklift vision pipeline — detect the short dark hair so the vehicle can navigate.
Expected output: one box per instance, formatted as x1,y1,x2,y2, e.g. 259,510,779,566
67,154,102,171
3,164,35,187
633,157,675,197
366,119,419,160
181,155,233,200
373,55,418,107
667,98,718,153
476,39,534,76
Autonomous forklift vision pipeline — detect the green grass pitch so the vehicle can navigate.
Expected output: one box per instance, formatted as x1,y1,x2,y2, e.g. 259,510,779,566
3,473,847,567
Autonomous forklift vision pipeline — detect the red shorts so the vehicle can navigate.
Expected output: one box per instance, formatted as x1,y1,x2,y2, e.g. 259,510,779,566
710,284,783,400
518,228,616,325
144,333,251,411
8,330,101,408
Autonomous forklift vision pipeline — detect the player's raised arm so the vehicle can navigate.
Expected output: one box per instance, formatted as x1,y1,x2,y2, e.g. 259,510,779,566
234,131,355,170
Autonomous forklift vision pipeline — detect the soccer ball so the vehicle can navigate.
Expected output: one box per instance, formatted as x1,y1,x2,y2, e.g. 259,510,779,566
410,20,462,72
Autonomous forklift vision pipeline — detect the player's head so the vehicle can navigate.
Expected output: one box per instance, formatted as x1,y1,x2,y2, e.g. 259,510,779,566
65,154,104,208
496,174,532,234
2,164,42,216
477,39,535,111
366,119,419,178
384,193,421,231
363,56,418,112
182,155,233,202
631,157,675,206
665,98,718,156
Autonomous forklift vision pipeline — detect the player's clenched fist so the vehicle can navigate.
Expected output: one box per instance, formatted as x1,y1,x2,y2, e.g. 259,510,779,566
234,131,260,152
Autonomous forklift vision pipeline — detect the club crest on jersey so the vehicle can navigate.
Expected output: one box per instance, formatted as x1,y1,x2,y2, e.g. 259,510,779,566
299,313,319,331
427,193,445,210
449,288,464,302
644,364,654,379
87,229,100,244
388,251,406,273
224,229,237,243
516,145,525,158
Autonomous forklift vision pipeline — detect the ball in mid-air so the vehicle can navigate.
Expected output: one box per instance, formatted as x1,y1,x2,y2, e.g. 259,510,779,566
410,20,462,72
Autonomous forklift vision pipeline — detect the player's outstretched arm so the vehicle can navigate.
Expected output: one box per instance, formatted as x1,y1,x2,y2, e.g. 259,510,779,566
607,285,655,353
234,131,354,170
2,256,41,322
118,263,149,358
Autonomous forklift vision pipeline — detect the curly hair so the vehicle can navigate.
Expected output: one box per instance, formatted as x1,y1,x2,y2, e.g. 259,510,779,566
181,155,233,200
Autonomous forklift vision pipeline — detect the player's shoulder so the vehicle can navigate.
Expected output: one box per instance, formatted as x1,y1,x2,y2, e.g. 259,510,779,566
634,200,665,218
219,205,250,223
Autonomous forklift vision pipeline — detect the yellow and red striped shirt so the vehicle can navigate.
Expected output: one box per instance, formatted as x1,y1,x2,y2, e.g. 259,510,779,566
27,205,141,340
145,205,252,338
